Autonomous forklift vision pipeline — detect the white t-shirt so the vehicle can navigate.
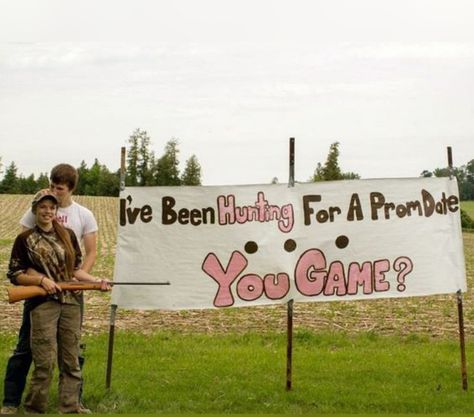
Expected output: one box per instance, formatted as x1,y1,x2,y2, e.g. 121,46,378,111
20,201,98,242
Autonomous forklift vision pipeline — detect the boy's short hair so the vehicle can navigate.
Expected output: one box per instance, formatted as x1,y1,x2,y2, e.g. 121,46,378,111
50,163,79,191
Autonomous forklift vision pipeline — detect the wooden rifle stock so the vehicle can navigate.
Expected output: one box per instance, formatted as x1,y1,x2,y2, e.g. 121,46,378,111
7,281,170,304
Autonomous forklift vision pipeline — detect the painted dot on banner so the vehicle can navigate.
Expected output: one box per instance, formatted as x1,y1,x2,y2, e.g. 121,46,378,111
245,241,258,254
284,239,297,252
335,235,349,249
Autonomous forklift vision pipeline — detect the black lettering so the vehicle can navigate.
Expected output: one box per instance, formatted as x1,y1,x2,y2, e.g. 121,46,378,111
406,201,422,216
347,193,364,221
384,203,395,219
119,197,127,226
140,205,153,223
126,207,141,224
190,209,202,226
162,196,177,225
447,195,459,212
370,192,385,220
303,195,321,225
316,210,329,223
178,208,190,224
395,204,407,218
202,207,215,224
422,189,435,217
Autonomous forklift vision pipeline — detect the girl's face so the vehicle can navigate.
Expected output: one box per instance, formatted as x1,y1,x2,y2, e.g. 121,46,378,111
35,199,57,230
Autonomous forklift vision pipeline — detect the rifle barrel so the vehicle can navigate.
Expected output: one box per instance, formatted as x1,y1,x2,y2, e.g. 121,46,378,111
61,282,170,286
111,282,170,285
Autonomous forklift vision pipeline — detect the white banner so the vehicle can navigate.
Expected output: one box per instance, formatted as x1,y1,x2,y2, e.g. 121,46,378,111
112,178,466,310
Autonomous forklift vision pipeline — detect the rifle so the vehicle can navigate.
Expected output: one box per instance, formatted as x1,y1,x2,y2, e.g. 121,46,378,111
7,281,170,304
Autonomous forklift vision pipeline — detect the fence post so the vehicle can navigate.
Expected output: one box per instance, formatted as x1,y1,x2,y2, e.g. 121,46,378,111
447,146,468,390
286,137,295,390
105,146,126,388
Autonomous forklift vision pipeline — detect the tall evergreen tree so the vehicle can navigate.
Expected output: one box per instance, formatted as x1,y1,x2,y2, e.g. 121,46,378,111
76,160,89,194
83,159,102,196
75,159,119,196
154,139,181,186
99,168,120,196
322,142,342,180
18,174,37,194
36,173,49,189
0,161,19,193
126,129,140,186
311,142,359,181
125,128,155,186
312,162,324,181
137,130,154,185
181,155,202,185
91,159,119,196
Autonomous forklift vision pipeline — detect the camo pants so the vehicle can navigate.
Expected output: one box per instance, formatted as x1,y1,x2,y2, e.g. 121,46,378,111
24,301,81,414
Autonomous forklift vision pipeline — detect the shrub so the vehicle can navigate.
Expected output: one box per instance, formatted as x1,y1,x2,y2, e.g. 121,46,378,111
461,209,474,229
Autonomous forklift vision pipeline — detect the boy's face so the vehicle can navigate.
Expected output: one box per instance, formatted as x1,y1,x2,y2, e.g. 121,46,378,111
49,182,73,205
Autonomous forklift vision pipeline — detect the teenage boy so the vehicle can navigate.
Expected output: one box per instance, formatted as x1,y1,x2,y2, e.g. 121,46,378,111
1,164,98,415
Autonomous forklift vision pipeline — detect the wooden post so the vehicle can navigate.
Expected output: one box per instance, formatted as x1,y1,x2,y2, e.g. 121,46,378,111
447,146,468,390
106,304,117,389
105,146,126,389
286,137,295,391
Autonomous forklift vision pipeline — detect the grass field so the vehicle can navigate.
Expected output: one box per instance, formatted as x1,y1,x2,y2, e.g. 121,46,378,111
462,200,474,220
1,331,474,414
0,194,473,413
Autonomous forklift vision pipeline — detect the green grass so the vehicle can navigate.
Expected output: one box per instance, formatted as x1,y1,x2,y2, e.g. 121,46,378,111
462,201,474,220
1,331,474,414
1,196,474,414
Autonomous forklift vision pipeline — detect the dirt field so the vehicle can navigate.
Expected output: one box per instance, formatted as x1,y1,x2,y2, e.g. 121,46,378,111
1,194,473,338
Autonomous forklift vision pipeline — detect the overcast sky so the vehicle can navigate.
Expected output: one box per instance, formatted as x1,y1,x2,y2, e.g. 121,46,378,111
1,1,473,185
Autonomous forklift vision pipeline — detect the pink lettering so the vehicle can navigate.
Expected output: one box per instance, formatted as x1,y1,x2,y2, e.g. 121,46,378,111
294,249,326,296
56,214,67,225
203,248,405,307
236,274,264,301
347,262,372,295
255,192,268,221
216,192,294,233
263,273,290,299
202,251,247,307
374,259,390,292
278,205,294,233
324,261,347,296
217,195,236,225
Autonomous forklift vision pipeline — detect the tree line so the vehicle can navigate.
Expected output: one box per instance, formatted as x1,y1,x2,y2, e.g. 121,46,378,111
0,136,472,202
420,161,474,201
0,129,202,196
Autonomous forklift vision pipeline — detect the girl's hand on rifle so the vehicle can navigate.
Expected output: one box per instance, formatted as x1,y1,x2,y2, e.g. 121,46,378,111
98,279,112,291
40,276,61,295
